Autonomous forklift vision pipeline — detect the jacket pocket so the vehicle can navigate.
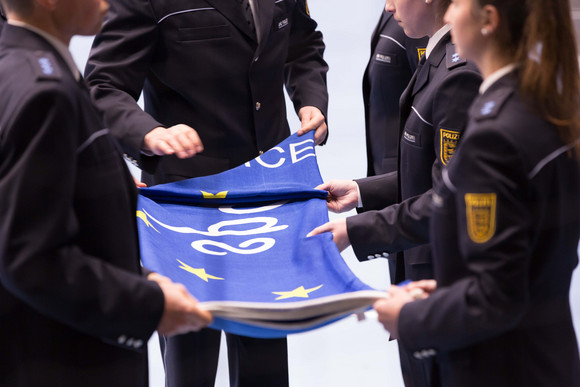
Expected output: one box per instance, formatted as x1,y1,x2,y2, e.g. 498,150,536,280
178,25,230,42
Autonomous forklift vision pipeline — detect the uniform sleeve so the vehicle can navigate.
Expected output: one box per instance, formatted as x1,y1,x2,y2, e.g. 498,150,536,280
284,0,329,137
355,171,399,211
398,127,532,352
347,190,432,261
0,87,164,350
85,0,162,163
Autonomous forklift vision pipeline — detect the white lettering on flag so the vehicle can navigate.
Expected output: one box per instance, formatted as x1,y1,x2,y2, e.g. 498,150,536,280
290,139,315,163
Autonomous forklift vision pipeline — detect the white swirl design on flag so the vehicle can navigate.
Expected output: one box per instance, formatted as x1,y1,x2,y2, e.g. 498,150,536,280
191,238,276,256
143,210,288,236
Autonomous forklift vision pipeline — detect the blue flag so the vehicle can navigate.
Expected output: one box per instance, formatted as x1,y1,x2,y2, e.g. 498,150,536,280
137,132,385,338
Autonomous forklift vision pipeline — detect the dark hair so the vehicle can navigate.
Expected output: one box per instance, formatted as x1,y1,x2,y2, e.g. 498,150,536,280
0,0,33,17
437,0,452,22
477,0,580,155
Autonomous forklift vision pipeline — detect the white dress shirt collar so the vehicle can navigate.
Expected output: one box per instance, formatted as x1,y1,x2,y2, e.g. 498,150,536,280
479,64,517,94
425,24,452,59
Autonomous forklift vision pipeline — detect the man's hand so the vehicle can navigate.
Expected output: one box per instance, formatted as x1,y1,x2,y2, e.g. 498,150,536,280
297,106,327,145
402,279,437,299
143,124,204,159
316,180,360,213
307,218,351,252
373,285,414,338
148,273,213,336
373,281,435,337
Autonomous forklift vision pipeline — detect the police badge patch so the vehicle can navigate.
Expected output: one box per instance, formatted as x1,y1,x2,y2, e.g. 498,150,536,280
440,128,460,165
305,0,310,15
417,48,426,62
465,193,497,244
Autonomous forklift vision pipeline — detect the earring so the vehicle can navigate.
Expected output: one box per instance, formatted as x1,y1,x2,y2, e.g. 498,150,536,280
481,28,489,36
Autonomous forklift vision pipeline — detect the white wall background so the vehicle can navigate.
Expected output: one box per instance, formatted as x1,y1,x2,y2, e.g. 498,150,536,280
69,1,580,385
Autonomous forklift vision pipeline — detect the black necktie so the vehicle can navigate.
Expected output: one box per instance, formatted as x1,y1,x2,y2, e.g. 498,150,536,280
416,54,426,73
238,0,256,36
399,55,426,127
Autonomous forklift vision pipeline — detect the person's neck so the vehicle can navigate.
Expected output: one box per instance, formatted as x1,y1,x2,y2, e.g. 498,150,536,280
428,20,446,38
475,49,513,80
8,14,71,46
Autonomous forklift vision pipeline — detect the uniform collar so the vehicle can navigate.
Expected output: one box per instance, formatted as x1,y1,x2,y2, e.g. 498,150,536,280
7,20,80,81
479,64,517,94
425,24,451,59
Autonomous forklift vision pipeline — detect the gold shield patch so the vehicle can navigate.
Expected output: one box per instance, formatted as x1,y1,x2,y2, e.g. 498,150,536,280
465,193,497,244
440,129,460,165
305,0,310,15
417,48,426,62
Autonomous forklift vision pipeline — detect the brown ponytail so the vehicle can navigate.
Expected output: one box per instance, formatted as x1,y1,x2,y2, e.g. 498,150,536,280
516,0,580,155
477,0,580,157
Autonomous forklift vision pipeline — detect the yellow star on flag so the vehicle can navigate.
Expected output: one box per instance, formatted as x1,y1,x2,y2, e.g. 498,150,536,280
272,285,323,300
201,191,228,199
136,210,159,233
177,259,224,282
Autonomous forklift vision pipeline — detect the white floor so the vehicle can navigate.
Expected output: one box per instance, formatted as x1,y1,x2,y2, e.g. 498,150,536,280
69,1,580,386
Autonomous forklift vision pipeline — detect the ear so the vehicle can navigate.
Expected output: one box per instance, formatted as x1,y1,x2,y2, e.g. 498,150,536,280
481,4,499,35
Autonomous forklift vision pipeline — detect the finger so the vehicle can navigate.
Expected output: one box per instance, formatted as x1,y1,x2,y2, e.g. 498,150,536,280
133,176,147,188
326,202,342,213
152,140,175,156
314,124,327,145
387,285,405,297
165,135,188,158
315,181,331,191
196,309,214,325
306,224,329,237
184,130,204,153
417,279,437,293
373,298,389,310
409,288,427,299
170,129,203,158
300,113,325,135
297,110,314,135
174,283,190,297
148,272,172,284
407,279,436,292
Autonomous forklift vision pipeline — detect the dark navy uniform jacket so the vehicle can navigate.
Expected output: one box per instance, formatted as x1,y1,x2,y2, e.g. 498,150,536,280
348,31,481,283
0,25,164,386
363,10,427,176
399,71,580,387
85,0,328,184
0,6,5,30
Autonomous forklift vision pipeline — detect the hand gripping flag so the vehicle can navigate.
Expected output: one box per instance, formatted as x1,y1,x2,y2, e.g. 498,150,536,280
137,132,387,338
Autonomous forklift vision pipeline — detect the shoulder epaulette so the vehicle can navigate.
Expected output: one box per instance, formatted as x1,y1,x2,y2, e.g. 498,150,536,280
471,88,513,121
446,43,467,70
26,51,62,81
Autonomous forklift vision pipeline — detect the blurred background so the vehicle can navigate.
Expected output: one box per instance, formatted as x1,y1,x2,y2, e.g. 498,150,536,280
69,1,580,385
